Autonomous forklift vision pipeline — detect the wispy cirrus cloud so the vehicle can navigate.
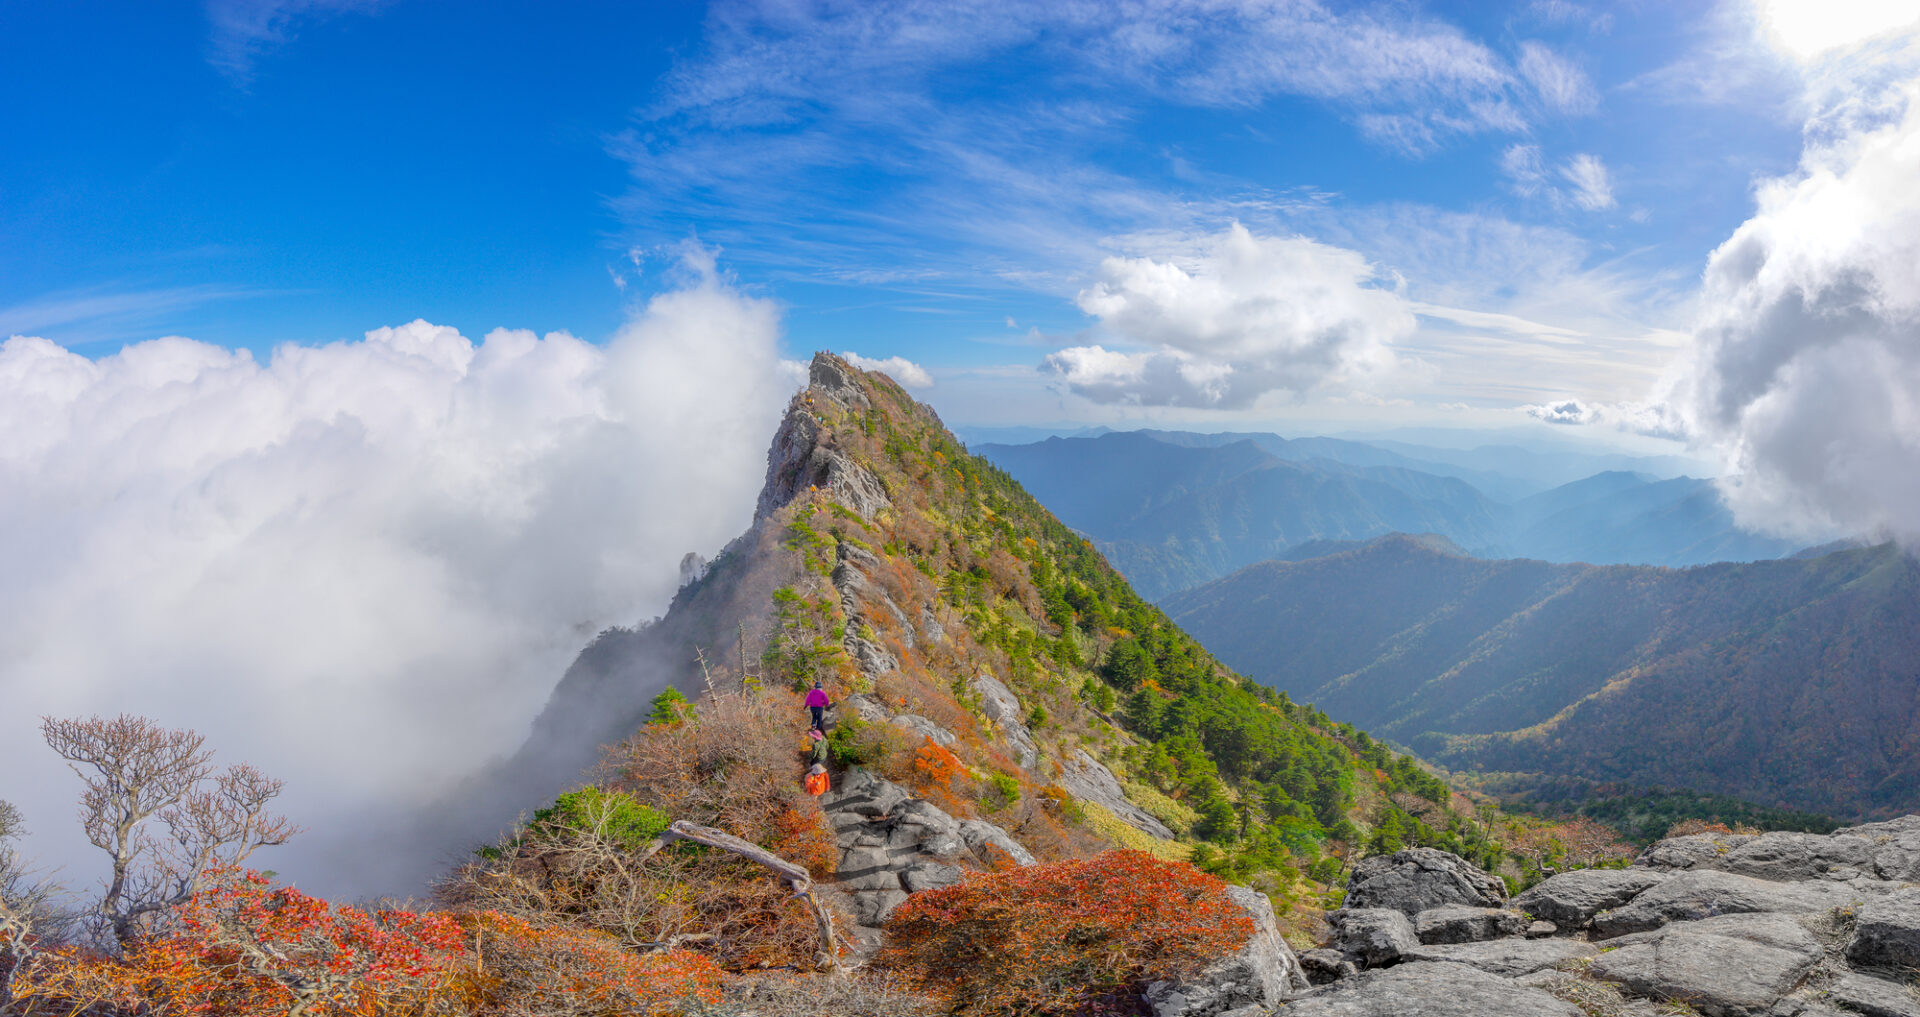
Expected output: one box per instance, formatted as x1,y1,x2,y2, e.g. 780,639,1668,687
204,0,387,84
0,284,268,345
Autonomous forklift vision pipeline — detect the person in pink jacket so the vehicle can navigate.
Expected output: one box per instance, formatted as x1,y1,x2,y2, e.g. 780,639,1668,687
804,679,832,732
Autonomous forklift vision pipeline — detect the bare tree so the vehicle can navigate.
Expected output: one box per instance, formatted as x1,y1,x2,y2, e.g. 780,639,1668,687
40,714,299,948
0,799,66,1004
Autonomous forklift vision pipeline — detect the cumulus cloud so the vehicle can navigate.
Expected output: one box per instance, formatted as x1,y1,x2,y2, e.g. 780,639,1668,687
1667,76,1920,542
1523,395,1686,437
1044,224,1412,408
0,253,795,897
840,351,932,388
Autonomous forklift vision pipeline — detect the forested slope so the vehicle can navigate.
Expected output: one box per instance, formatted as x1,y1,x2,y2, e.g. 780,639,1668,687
1166,535,1920,819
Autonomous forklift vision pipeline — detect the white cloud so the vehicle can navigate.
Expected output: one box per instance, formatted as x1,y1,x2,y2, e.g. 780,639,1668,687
1667,76,1920,542
1518,41,1599,114
1045,223,1412,408
1561,153,1617,210
0,252,796,897
840,351,933,387
1500,145,1616,211
1759,0,1920,63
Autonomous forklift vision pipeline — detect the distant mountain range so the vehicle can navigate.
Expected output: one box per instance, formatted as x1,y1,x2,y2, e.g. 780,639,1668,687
1163,534,1920,820
977,430,1799,598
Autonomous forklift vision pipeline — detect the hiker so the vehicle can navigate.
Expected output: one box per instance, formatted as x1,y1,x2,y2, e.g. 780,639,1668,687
804,679,832,731
807,727,830,766
804,763,830,796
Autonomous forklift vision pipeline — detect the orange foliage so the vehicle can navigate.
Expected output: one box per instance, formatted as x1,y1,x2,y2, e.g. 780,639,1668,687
879,850,1255,1015
910,737,966,790
769,805,839,878
447,912,721,1017
12,870,463,1017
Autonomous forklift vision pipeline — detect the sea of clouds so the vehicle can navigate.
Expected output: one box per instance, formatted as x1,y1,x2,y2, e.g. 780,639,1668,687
0,252,798,898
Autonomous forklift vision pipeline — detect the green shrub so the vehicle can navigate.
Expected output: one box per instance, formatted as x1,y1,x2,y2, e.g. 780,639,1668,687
533,787,670,853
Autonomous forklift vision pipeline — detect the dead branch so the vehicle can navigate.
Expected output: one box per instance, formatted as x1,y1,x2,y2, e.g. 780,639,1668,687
647,820,846,976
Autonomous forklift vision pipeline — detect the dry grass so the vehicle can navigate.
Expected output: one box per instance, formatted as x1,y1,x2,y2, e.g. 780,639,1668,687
695,971,943,1017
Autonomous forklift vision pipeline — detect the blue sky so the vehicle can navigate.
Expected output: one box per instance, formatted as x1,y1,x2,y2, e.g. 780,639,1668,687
0,0,1899,435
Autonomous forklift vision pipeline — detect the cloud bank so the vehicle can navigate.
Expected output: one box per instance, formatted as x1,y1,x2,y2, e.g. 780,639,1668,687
1674,77,1920,542
0,256,794,897
1044,224,1412,408
840,351,932,388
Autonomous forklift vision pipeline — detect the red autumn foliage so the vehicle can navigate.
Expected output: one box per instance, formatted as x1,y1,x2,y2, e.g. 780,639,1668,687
878,850,1255,1015
447,912,721,1016
11,870,464,1016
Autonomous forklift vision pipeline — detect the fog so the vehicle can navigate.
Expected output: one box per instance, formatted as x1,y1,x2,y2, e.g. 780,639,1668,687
0,252,797,899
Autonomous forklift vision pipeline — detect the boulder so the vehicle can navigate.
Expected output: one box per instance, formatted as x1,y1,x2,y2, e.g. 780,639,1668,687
1512,868,1666,929
1345,848,1506,917
1058,749,1174,839
958,819,1037,867
970,674,1040,769
1848,890,1920,970
1279,961,1586,1017
1299,949,1354,985
1826,972,1920,1017
1586,912,1823,1017
1525,921,1557,939
1400,938,1597,977
1414,906,1528,944
1143,885,1309,1016
1590,869,1847,938
1839,815,1920,882
1334,909,1419,968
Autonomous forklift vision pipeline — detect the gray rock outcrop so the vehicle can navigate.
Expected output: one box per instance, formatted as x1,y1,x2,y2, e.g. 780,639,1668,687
970,673,1039,769
1847,891,1920,970
1345,847,1506,916
820,767,1030,932
1057,748,1174,839
1144,885,1308,1016
889,713,956,746
1280,961,1586,1017
1289,820,1920,1017
1414,905,1528,944
1586,912,1824,1017
1512,868,1667,929
1333,908,1418,967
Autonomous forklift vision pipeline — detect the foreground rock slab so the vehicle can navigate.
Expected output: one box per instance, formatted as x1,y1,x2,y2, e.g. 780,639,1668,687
1414,905,1527,944
1512,868,1666,930
1586,912,1823,1017
1332,909,1417,968
1400,938,1597,977
1279,961,1585,1016
1848,890,1920,970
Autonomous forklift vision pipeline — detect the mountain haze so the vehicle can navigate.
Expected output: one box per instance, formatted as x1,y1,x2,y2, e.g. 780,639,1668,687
978,430,1797,598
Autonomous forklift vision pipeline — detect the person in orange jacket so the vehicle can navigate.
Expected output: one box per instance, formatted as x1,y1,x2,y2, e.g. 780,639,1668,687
804,763,830,796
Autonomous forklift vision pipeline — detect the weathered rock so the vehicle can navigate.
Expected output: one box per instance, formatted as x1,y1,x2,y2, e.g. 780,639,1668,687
838,692,891,724
755,365,892,522
1513,868,1667,929
849,635,899,677
958,819,1036,866
1144,885,1309,1016
1345,848,1506,917
1414,906,1528,944
1591,869,1847,938
1586,912,1824,1017
1279,961,1586,1017
889,713,956,746
1826,972,1920,1017
1525,920,1557,939
820,768,1031,925
1334,909,1418,968
971,674,1040,769
1400,938,1598,977
834,543,913,648
1838,815,1920,882
1848,891,1920,970
1058,748,1174,839
1299,949,1353,985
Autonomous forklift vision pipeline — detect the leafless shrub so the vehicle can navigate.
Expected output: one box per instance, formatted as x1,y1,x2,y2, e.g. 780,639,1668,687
700,970,943,1017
